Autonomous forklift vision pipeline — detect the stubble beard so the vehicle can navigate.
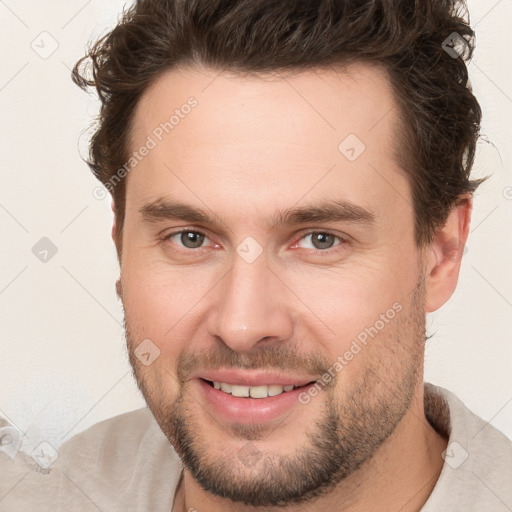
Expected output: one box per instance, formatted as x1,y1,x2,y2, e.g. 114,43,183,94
126,280,426,507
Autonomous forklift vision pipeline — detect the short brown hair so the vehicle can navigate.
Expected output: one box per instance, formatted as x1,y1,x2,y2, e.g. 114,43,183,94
73,0,483,253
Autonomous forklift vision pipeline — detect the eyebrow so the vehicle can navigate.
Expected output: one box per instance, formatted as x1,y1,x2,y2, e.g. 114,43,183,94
139,198,375,230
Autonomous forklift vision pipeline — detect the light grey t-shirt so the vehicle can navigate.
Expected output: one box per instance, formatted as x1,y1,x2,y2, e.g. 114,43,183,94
1,383,511,511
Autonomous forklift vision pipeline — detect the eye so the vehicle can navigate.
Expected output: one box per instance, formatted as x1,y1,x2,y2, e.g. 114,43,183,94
295,231,343,252
165,229,212,250
162,229,346,256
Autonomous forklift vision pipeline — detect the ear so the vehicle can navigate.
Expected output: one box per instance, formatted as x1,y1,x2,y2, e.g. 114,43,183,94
111,200,117,244
111,200,123,298
424,195,472,313
111,200,123,264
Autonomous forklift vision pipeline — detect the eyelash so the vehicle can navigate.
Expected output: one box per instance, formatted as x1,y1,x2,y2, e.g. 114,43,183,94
162,229,346,257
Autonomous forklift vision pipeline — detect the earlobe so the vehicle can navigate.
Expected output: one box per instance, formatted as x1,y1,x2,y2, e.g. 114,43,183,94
112,201,123,300
111,200,117,243
424,195,472,313
115,278,123,299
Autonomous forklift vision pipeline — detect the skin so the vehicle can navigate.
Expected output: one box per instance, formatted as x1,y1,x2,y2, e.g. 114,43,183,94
115,63,472,511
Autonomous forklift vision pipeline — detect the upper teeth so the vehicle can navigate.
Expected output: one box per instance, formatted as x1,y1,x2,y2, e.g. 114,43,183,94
213,382,297,398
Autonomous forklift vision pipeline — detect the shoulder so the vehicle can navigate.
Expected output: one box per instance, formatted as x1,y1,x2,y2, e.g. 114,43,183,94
59,407,164,459
430,383,512,462
423,383,512,511
56,408,183,511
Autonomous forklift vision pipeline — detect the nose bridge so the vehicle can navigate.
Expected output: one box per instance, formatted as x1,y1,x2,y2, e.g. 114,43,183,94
207,250,292,351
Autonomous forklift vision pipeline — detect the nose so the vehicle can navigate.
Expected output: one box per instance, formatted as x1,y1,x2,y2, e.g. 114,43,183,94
206,252,294,352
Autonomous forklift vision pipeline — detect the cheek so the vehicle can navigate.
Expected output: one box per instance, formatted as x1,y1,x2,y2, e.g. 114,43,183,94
291,263,406,338
286,255,419,384
121,234,419,360
120,259,213,352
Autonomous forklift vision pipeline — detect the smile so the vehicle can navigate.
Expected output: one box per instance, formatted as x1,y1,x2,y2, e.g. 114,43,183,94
203,379,311,398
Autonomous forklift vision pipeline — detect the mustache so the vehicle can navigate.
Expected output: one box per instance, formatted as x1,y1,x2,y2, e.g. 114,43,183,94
175,343,332,383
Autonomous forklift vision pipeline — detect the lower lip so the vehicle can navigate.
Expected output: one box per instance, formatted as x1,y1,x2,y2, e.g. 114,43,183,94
196,379,316,424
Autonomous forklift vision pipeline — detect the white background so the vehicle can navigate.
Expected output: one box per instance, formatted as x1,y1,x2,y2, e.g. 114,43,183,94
0,0,511,455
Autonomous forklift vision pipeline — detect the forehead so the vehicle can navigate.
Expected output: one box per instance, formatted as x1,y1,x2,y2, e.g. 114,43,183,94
126,63,410,230
131,62,399,155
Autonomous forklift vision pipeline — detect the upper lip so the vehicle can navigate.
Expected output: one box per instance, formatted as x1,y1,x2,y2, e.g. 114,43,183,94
191,369,317,387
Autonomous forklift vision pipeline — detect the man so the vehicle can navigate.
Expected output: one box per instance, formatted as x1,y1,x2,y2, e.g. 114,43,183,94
2,0,511,510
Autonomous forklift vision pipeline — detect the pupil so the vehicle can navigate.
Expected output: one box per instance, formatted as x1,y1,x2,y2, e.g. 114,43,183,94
182,231,204,248
313,233,334,250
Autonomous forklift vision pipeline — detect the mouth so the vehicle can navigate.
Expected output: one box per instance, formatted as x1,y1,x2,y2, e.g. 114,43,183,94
196,377,319,424
200,378,316,399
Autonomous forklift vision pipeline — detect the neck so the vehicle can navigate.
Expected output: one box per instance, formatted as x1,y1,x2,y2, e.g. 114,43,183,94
173,384,447,512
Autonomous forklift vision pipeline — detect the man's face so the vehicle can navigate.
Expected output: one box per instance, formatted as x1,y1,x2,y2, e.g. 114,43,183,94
120,63,427,506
